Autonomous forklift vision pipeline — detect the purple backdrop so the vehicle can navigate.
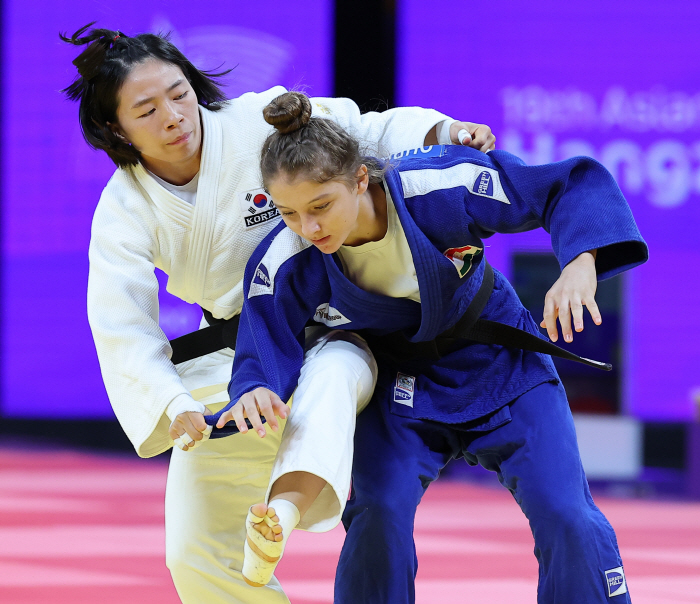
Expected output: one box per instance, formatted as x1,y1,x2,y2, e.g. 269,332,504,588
1,1,332,418
398,0,700,421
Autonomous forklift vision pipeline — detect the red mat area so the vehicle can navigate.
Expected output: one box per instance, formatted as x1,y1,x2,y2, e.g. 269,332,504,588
1,448,699,603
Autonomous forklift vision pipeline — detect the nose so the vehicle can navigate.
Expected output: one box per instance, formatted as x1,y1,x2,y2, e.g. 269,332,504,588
163,100,184,130
300,214,321,239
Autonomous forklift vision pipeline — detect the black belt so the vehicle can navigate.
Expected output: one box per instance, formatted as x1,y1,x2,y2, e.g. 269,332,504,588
170,262,611,371
365,261,612,371
169,308,240,365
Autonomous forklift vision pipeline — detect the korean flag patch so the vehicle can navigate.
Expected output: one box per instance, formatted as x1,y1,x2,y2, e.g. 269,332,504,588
238,188,280,230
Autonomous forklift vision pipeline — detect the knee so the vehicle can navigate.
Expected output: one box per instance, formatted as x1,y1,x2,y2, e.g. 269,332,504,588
348,484,419,535
305,333,378,408
524,486,599,538
314,333,376,379
165,532,190,577
165,546,189,581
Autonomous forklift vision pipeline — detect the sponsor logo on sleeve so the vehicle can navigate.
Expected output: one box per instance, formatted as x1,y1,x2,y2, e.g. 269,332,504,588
249,262,274,297
253,263,271,287
468,166,510,204
473,170,494,197
239,188,280,230
313,303,351,327
393,373,415,407
443,245,483,278
604,567,628,597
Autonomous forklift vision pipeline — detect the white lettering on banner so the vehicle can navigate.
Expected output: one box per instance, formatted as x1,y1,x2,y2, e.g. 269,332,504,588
501,86,700,133
502,131,700,208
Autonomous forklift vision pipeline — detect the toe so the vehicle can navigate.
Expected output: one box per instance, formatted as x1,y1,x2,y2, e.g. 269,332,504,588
251,502,268,519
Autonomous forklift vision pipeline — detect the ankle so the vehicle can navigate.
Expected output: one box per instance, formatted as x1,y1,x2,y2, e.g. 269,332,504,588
268,498,301,541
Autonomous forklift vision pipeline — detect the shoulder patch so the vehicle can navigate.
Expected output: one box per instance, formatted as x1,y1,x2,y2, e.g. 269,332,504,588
400,163,511,204
249,229,312,298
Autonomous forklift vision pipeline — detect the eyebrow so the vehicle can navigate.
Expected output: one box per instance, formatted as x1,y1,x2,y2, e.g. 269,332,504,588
308,193,332,203
275,194,333,211
131,79,184,109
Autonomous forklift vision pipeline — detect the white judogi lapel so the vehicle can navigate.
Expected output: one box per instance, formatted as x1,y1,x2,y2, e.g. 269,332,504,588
184,107,223,303
131,107,223,304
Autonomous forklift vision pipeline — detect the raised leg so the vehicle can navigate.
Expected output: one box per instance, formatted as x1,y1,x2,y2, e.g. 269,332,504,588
242,329,378,586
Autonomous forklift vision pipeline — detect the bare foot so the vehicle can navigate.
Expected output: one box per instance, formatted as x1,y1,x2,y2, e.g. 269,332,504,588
250,502,284,543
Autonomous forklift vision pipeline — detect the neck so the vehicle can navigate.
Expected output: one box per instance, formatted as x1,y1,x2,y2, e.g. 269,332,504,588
344,183,388,247
141,148,202,186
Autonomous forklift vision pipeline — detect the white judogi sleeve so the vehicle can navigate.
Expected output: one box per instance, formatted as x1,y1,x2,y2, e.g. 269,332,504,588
88,183,193,458
310,96,450,157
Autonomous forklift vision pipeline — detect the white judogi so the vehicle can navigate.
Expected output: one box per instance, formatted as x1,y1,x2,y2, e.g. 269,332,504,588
87,87,449,603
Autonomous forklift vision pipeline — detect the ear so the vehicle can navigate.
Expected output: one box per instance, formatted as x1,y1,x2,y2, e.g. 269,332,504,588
106,121,129,143
356,164,369,195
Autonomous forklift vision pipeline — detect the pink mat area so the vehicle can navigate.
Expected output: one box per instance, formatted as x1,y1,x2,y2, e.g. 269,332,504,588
1,448,699,603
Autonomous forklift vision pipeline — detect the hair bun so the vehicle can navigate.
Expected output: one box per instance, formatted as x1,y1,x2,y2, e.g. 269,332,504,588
263,92,312,135
60,23,125,81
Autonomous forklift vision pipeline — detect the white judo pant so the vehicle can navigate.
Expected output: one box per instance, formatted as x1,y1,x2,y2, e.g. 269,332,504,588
165,329,377,603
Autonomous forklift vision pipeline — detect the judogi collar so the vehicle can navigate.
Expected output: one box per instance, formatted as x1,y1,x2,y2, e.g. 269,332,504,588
130,106,224,303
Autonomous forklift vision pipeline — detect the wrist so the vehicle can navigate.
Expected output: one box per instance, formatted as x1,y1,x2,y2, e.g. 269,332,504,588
436,119,457,145
166,394,206,423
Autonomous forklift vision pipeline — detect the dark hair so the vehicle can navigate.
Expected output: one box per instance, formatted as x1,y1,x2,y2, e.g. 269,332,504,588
260,92,385,189
61,22,230,167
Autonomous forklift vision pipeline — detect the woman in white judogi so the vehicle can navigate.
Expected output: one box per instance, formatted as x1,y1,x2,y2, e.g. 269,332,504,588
63,24,494,603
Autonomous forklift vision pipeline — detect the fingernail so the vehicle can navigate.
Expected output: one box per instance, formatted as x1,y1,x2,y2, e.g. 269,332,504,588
575,322,582,330
565,334,572,342
258,429,265,437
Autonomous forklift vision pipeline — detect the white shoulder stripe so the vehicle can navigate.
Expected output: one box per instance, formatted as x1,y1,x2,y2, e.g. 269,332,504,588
399,163,511,204
249,228,312,298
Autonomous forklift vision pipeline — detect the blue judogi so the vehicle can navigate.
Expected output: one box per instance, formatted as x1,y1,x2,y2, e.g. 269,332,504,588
219,146,647,603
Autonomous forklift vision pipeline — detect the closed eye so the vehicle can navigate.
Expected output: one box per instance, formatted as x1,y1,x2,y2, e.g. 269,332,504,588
314,202,331,211
138,107,155,118
175,91,188,100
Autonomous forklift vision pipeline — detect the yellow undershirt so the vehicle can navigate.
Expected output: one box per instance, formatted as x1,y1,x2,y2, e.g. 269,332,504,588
336,189,421,303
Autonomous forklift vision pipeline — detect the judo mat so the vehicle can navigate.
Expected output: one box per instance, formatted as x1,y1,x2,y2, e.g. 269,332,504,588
1,446,699,604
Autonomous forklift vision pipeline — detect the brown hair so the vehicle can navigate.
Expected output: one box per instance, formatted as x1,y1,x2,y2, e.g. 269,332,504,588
260,92,385,189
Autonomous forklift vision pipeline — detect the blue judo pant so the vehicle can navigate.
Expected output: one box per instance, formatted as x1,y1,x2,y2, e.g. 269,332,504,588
334,381,630,604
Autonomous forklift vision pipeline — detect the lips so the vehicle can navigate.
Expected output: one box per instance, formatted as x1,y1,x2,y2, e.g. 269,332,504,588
312,235,331,245
167,132,191,145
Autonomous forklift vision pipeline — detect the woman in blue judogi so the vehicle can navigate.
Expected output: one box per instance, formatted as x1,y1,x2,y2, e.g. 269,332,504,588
212,92,647,603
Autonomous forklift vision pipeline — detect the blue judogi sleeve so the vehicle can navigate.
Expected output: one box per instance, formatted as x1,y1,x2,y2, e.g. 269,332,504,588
470,150,647,280
227,226,329,405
